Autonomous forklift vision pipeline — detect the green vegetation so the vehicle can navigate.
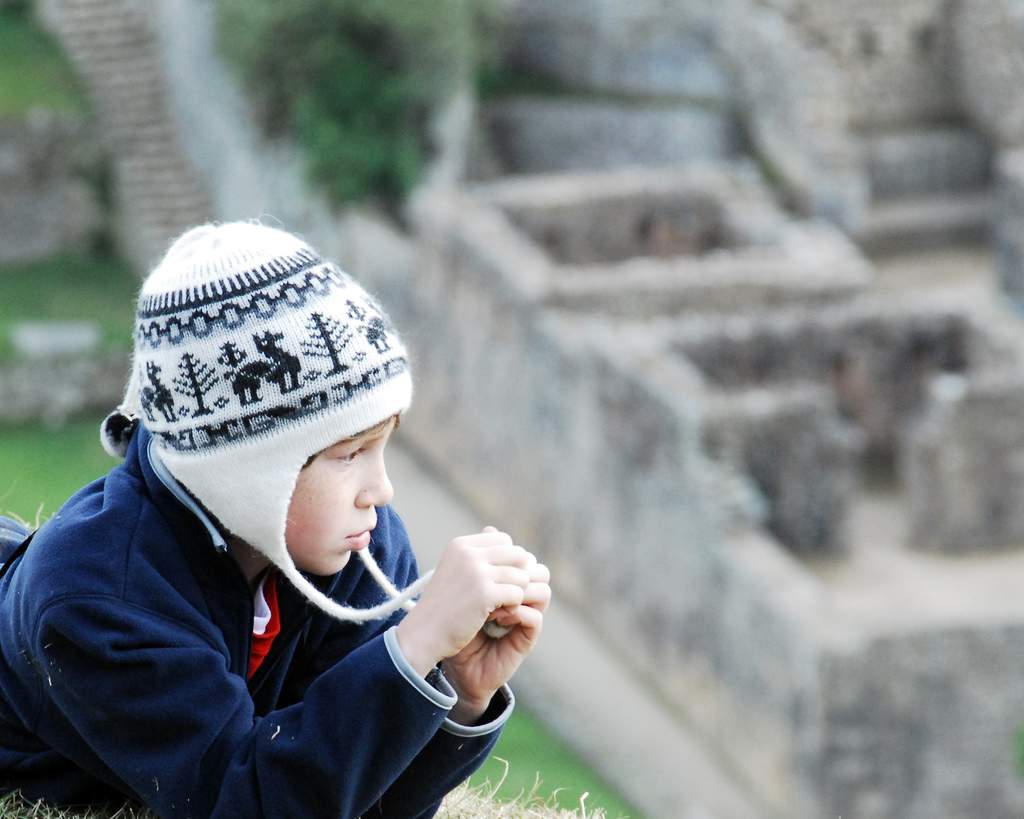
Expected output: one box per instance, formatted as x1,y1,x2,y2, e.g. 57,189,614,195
0,8,87,116
469,706,637,817
0,252,138,361
214,0,497,210
0,418,115,522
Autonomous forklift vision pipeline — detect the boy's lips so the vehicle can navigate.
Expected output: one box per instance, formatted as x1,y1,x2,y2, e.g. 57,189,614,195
344,529,372,550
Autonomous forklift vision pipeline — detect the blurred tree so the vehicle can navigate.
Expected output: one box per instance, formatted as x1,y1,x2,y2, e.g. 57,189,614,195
215,0,498,211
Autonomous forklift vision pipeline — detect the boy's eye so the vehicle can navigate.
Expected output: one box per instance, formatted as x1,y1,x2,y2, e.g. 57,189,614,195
338,448,361,463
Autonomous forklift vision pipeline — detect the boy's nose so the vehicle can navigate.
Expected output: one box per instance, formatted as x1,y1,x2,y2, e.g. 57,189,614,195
357,466,393,509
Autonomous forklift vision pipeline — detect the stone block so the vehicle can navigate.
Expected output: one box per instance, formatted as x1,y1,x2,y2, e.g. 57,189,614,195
906,371,1024,552
482,97,740,176
702,384,862,556
0,113,102,264
953,0,1024,146
501,0,731,101
0,351,128,426
672,298,979,461
861,126,992,201
718,2,868,230
994,149,1024,307
9,320,101,358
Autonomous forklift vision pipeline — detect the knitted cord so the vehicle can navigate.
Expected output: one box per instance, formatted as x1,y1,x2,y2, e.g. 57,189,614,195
357,548,419,611
279,560,434,623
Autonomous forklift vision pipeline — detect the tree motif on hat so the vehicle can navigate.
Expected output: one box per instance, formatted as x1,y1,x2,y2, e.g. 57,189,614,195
173,353,220,418
301,311,354,376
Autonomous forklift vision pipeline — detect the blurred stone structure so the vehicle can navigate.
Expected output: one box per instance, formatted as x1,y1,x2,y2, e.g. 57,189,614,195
478,0,741,176
408,165,1024,817
35,0,212,272
724,0,995,247
0,112,100,264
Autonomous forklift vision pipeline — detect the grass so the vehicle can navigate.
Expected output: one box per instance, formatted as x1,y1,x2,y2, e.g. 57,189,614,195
0,779,611,818
468,708,638,817
0,9,88,116
0,252,138,361
0,418,640,818
0,417,115,524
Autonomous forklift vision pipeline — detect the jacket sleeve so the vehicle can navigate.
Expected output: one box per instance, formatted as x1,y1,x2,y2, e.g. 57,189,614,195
289,505,513,819
31,593,457,819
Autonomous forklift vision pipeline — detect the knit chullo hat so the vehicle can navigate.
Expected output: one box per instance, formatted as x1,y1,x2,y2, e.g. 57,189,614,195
103,221,425,623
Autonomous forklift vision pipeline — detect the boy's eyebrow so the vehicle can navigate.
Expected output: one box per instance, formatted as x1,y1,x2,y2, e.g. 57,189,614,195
328,418,396,450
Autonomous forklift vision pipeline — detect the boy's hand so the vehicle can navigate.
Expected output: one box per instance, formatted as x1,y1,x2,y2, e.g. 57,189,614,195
395,527,551,721
442,529,550,723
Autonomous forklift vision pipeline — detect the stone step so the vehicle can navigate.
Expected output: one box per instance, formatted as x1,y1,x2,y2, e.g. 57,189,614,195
73,56,161,81
53,26,152,50
483,96,740,175
42,0,214,270
856,191,993,256
858,125,993,201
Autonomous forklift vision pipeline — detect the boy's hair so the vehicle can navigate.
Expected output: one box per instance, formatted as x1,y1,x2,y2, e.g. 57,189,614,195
303,414,401,469
101,221,422,623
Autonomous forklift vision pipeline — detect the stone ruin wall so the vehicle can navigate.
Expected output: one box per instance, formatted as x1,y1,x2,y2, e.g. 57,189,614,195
953,0,1024,147
405,163,1024,817
756,0,959,128
0,112,101,265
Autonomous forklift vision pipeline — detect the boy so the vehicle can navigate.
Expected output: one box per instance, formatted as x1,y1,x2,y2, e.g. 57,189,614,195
0,222,551,818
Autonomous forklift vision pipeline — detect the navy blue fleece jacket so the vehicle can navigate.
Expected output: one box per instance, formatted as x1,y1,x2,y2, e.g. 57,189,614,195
0,425,510,818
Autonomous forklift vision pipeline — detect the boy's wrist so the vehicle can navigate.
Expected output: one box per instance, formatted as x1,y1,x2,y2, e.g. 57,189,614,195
395,617,441,677
440,659,496,723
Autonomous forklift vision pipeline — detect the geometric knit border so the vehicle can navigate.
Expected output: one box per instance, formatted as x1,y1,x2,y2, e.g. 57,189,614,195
137,258,343,351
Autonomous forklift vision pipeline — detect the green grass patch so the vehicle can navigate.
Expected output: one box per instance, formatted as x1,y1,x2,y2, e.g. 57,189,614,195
469,706,639,818
0,416,114,523
0,252,138,362
0,9,88,116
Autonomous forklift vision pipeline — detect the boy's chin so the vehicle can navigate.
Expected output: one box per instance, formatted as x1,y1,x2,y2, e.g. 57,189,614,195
295,550,353,577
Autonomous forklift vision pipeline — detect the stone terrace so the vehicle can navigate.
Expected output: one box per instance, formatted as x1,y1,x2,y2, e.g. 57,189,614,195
408,165,1024,818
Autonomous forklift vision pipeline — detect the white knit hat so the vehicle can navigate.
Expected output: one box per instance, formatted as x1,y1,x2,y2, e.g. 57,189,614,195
103,222,424,622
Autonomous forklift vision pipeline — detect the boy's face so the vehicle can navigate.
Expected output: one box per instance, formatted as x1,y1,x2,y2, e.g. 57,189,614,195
284,418,396,576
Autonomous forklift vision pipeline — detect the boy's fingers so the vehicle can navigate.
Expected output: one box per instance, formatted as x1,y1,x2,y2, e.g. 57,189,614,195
491,583,526,611
497,604,543,635
480,543,533,568
528,562,549,583
522,581,552,611
489,565,532,589
453,531,512,549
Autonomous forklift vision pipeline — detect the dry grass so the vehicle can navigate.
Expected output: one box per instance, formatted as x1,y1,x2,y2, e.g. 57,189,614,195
0,774,610,819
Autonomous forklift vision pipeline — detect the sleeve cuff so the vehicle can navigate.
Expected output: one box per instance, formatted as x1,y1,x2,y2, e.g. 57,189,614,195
383,626,458,710
441,683,515,738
